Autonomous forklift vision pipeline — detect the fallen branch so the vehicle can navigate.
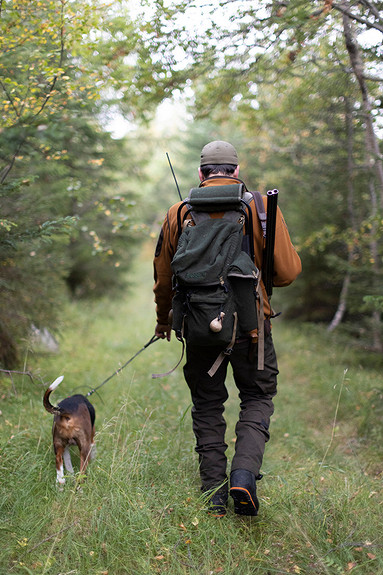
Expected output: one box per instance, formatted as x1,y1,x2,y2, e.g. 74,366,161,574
0,369,35,382
27,522,78,553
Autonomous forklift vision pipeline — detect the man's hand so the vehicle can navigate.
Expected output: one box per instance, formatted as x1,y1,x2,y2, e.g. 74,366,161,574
155,323,171,341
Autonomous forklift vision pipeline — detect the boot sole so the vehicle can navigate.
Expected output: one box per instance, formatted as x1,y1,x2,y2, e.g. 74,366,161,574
208,508,227,518
230,487,258,516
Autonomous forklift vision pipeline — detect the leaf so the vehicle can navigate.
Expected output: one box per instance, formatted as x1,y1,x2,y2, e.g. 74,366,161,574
0,220,17,232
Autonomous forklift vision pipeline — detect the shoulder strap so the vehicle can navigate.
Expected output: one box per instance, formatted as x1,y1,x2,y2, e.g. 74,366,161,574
244,191,266,238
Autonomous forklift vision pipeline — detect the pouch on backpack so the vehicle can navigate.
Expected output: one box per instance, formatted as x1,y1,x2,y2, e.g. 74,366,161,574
228,251,259,335
172,284,237,346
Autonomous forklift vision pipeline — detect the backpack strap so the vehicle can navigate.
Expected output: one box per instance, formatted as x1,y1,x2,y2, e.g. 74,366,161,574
244,191,266,238
207,312,238,377
256,273,265,370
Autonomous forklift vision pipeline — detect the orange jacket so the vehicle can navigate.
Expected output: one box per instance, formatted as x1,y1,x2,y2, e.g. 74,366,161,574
153,177,302,325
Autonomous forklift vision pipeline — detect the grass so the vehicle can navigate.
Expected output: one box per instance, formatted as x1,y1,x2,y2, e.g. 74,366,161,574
1,242,382,575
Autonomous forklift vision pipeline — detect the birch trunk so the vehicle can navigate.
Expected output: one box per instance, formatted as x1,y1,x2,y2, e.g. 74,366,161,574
342,4,382,350
328,98,355,332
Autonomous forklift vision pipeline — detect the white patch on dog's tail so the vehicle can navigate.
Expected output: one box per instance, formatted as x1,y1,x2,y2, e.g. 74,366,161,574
50,375,64,391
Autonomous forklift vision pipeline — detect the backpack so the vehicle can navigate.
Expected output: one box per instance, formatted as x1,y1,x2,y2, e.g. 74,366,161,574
170,183,266,374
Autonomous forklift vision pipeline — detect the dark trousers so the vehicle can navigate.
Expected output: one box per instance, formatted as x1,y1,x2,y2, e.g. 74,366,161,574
183,332,278,490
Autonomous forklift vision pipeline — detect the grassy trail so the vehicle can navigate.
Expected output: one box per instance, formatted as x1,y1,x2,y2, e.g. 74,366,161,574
1,241,382,575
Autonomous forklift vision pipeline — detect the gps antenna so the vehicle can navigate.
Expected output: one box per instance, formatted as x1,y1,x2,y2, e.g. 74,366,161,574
166,152,182,201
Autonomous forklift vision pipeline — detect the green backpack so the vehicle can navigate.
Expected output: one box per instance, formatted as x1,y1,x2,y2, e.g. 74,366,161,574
171,183,266,374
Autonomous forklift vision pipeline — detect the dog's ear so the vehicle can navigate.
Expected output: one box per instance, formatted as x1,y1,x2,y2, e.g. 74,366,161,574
50,375,64,390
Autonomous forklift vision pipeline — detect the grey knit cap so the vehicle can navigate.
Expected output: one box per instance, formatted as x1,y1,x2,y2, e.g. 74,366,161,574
200,140,239,166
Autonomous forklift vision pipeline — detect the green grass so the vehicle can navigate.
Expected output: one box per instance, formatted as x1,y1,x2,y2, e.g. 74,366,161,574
1,244,382,575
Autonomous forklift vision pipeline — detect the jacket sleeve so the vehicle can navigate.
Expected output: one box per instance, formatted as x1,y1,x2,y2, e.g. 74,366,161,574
272,206,302,287
153,207,179,325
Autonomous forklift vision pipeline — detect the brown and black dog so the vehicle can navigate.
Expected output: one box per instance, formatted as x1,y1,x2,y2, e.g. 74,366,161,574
43,376,96,486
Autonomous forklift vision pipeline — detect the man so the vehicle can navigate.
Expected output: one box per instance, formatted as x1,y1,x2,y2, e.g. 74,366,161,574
153,140,301,517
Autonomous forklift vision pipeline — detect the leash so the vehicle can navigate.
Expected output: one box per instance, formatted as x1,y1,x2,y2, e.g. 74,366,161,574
151,338,185,379
86,335,160,397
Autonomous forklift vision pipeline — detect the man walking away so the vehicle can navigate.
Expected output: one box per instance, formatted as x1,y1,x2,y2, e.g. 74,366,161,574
153,140,302,517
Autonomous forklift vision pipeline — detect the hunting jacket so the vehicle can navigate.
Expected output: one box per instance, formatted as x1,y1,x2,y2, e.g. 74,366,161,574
153,176,302,327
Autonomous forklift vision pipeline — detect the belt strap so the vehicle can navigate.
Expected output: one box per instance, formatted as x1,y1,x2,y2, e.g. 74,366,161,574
207,312,238,377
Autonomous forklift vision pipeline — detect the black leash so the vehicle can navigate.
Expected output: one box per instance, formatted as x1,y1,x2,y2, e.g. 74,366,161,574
151,338,185,379
86,335,160,397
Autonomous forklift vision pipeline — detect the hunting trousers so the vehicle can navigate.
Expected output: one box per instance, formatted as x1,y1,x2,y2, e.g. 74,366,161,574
183,327,278,491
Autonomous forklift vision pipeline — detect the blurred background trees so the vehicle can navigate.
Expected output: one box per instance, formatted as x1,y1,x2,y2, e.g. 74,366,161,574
142,0,383,349
0,0,151,367
1,0,382,367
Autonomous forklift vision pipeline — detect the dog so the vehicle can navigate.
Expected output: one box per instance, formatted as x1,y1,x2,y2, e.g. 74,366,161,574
43,376,96,486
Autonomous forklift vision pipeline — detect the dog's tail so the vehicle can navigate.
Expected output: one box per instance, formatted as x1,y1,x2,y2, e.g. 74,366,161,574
43,376,65,414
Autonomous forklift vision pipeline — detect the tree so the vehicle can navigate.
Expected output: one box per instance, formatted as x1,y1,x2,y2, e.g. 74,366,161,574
0,0,154,367
139,0,383,348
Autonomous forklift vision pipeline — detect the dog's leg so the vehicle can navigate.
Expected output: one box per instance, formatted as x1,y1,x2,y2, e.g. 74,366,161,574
63,447,74,474
89,425,96,460
57,464,65,486
55,445,66,486
78,425,96,473
78,441,95,477
90,443,96,460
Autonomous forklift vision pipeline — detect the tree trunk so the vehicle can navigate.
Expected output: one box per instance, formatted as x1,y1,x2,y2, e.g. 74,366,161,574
342,4,382,350
342,3,383,207
328,98,355,332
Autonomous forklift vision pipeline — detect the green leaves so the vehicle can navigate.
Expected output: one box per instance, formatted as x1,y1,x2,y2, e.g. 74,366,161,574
0,0,156,365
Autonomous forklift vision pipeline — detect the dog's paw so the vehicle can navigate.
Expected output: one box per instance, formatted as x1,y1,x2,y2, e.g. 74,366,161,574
56,465,66,488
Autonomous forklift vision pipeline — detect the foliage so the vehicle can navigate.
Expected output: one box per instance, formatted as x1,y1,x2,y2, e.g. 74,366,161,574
363,295,383,313
139,0,383,349
0,0,158,367
0,177,75,368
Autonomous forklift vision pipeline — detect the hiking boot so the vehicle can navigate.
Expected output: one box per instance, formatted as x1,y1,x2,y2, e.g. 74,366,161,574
204,485,228,518
230,469,260,516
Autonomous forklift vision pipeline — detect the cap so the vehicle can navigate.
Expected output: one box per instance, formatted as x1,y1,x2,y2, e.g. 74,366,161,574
200,140,238,166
